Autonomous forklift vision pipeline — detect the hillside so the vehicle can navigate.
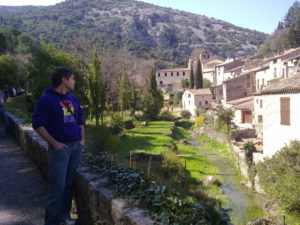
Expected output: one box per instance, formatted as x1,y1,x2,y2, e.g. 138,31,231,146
0,0,268,67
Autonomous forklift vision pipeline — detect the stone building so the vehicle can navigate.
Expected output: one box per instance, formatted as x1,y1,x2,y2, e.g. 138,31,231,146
254,75,300,157
182,89,212,116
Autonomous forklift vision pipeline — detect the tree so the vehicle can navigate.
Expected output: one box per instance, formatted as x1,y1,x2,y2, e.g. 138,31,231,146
128,83,139,117
189,65,194,89
217,107,235,139
195,59,203,89
181,79,189,89
140,68,163,120
88,51,105,127
28,43,87,103
119,68,130,115
0,32,7,54
203,78,212,89
16,33,37,54
0,54,18,87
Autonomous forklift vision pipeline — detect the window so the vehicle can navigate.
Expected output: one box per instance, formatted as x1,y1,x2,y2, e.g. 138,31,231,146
159,81,163,85
177,72,179,76
165,72,167,77
158,73,160,77
256,99,258,104
247,74,250,87
183,72,185,76
205,101,208,104
262,78,265,87
274,68,277,78
280,97,290,125
244,91,247,97
188,94,191,98
260,100,263,108
171,72,173,76
257,79,260,90
258,115,263,123
282,68,285,78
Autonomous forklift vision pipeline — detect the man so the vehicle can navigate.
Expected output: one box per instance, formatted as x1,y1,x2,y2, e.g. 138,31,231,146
32,67,84,225
0,89,10,137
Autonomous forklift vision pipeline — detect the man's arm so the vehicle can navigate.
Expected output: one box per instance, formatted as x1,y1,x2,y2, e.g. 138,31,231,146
79,125,84,146
35,126,67,150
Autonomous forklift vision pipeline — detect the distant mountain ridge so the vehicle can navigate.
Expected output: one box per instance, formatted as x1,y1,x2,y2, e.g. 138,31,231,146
0,0,269,67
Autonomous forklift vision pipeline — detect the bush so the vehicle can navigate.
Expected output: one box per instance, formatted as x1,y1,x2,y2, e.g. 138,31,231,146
109,113,124,134
162,150,183,176
158,110,175,121
195,107,205,117
180,110,192,119
243,141,255,164
256,140,300,212
124,118,134,129
175,119,194,129
194,116,206,129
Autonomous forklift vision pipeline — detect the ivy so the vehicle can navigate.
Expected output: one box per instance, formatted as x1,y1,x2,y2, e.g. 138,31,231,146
82,153,230,225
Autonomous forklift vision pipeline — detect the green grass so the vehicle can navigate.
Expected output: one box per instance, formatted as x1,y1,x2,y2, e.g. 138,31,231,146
197,133,230,156
115,121,174,162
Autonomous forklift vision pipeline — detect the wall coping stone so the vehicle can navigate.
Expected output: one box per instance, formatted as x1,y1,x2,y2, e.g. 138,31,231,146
6,111,154,225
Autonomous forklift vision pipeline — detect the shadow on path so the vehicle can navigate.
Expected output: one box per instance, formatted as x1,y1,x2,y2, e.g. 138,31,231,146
0,131,47,225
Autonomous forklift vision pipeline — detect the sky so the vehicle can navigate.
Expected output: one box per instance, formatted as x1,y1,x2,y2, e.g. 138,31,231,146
0,0,297,34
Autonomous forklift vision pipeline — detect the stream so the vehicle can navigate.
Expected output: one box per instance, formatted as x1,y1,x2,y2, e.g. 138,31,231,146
189,134,267,225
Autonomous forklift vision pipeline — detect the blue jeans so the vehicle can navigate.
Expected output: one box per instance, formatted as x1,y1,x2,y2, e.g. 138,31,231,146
0,110,10,135
45,142,83,225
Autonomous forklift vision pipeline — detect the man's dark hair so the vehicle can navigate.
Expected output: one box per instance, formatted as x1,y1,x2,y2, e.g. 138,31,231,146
52,67,73,87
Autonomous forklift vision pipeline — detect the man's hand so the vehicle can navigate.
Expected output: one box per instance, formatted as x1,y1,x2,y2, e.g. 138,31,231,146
52,141,68,151
80,139,84,146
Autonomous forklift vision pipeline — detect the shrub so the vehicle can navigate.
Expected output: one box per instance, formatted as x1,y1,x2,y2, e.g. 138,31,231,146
109,113,124,134
104,134,120,152
162,150,183,176
194,116,205,129
159,110,175,121
243,141,255,165
180,110,192,119
175,119,194,129
195,107,205,116
124,118,134,129
256,140,300,212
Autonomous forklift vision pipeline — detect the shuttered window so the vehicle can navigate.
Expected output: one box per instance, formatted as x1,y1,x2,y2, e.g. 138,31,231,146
280,97,290,125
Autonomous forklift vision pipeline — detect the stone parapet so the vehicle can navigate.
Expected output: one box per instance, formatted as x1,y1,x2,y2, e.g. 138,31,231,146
7,112,153,225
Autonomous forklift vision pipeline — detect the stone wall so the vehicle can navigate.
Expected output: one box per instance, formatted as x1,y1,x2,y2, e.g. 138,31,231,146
7,112,153,225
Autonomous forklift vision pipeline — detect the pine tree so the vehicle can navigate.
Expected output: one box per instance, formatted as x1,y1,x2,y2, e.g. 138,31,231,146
88,51,105,127
119,68,130,115
141,68,164,119
195,59,203,89
189,65,194,89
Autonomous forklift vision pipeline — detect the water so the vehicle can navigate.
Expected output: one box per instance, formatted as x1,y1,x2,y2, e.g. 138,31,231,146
190,134,266,225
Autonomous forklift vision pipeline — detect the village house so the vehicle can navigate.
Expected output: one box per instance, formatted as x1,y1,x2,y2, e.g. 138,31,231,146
254,75,300,158
226,96,254,129
213,59,245,86
182,89,212,116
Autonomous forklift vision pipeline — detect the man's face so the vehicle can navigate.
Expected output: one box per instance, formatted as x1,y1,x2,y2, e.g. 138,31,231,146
63,75,76,91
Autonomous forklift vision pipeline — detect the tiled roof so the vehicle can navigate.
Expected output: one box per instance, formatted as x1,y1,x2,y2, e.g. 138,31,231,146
257,74,300,95
217,59,245,72
205,59,224,65
227,96,253,110
157,68,190,72
186,88,212,95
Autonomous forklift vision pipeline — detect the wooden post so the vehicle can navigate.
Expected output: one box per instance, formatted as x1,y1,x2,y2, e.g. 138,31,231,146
283,215,286,225
133,158,136,170
184,160,187,191
129,151,132,169
147,156,152,176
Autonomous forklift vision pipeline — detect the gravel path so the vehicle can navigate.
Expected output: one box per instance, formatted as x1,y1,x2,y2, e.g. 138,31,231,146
0,134,47,225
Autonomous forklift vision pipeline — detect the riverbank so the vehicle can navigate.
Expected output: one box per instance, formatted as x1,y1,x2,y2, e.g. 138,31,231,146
191,131,267,224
